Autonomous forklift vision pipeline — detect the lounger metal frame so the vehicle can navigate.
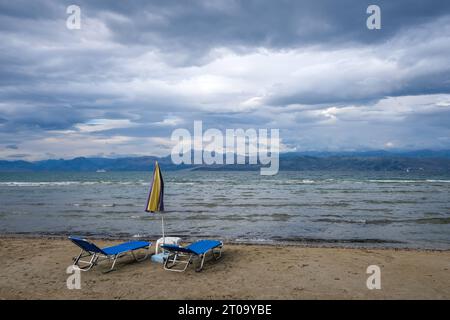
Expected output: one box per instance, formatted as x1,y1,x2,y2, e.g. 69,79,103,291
70,238,151,273
163,242,223,272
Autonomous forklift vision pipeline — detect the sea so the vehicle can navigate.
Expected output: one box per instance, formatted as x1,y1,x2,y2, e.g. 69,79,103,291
0,170,449,249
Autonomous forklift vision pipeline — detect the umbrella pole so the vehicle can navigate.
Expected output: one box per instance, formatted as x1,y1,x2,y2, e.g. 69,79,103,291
161,214,165,245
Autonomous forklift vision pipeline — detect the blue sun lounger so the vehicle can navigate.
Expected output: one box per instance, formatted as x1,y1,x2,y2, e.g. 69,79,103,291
161,239,223,272
69,236,151,272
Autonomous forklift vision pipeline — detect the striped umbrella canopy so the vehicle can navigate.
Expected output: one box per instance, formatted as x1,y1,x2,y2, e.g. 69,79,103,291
145,161,166,240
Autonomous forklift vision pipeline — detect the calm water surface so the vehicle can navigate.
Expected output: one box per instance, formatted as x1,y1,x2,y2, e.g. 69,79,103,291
0,171,449,249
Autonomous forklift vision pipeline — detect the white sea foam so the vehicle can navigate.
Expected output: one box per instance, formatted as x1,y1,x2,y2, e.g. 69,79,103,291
280,179,316,184
368,179,419,183
369,179,450,183
171,182,195,185
0,181,82,187
0,181,141,187
235,238,274,243
101,204,115,207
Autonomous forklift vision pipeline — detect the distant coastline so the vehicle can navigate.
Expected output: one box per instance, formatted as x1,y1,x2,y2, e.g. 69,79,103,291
1,150,450,173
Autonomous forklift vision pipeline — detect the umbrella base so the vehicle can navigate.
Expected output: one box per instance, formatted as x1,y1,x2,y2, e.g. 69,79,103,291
151,252,169,264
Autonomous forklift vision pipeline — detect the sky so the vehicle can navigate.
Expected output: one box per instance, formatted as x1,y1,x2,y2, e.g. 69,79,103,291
1,0,450,160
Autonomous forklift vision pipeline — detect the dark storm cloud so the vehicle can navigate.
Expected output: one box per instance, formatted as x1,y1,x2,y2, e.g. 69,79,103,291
0,0,60,20
0,0,449,159
79,0,450,50
6,153,29,158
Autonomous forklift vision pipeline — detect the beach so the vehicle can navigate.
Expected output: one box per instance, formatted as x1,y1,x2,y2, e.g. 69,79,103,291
0,236,449,300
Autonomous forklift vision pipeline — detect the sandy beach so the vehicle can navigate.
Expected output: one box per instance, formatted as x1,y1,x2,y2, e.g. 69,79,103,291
0,236,449,300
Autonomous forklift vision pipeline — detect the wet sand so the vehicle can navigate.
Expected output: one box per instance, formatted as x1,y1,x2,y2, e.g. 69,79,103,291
0,237,449,299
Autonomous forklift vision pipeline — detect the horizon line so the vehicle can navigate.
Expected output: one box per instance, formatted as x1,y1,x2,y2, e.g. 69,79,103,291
2,148,450,162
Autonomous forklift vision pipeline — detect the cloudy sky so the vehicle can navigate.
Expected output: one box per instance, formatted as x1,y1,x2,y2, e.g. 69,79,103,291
1,0,450,160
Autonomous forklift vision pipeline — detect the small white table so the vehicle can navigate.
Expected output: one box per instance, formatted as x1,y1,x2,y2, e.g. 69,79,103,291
155,237,181,254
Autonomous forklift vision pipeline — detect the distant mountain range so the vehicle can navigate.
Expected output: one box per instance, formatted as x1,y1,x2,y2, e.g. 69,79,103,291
1,150,450,172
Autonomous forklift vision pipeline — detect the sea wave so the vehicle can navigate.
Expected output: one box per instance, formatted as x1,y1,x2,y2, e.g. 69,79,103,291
368,179,420,183
368,179,450,183
0,181,86,187
276,179,316,185
314,217,450,225
2,178,449,187
0,181,145,187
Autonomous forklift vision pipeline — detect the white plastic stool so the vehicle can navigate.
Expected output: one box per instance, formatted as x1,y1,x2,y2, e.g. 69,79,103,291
155,237,181,254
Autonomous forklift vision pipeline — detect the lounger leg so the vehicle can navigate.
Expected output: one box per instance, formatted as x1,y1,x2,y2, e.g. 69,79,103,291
73,250,84,265
164,253,192,272
73,251,98,271
102,255,118,273
164,253,178,269
172,253,178,265
212,246,223,260
195,254,207,272
163,253,170,269
195,245,223,272
111,256,118,270
184,256,193,272
91,254,99,269
131,246,150,262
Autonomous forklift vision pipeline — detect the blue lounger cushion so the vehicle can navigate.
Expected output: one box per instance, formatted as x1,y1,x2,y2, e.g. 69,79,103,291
161,244,192,254
102,241,151,255
69,236,105,253
162,240,222,255
69,236,151,272
186,240,222,255
69,236,150,256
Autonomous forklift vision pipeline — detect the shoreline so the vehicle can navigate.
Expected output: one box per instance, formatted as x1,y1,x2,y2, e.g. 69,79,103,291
1,233,448,252
1,235,449,299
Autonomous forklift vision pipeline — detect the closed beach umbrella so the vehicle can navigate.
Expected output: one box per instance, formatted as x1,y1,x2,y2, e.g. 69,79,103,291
145,161,166,241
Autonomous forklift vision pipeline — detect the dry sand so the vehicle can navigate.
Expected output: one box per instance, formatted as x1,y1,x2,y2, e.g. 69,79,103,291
0,236,449,299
